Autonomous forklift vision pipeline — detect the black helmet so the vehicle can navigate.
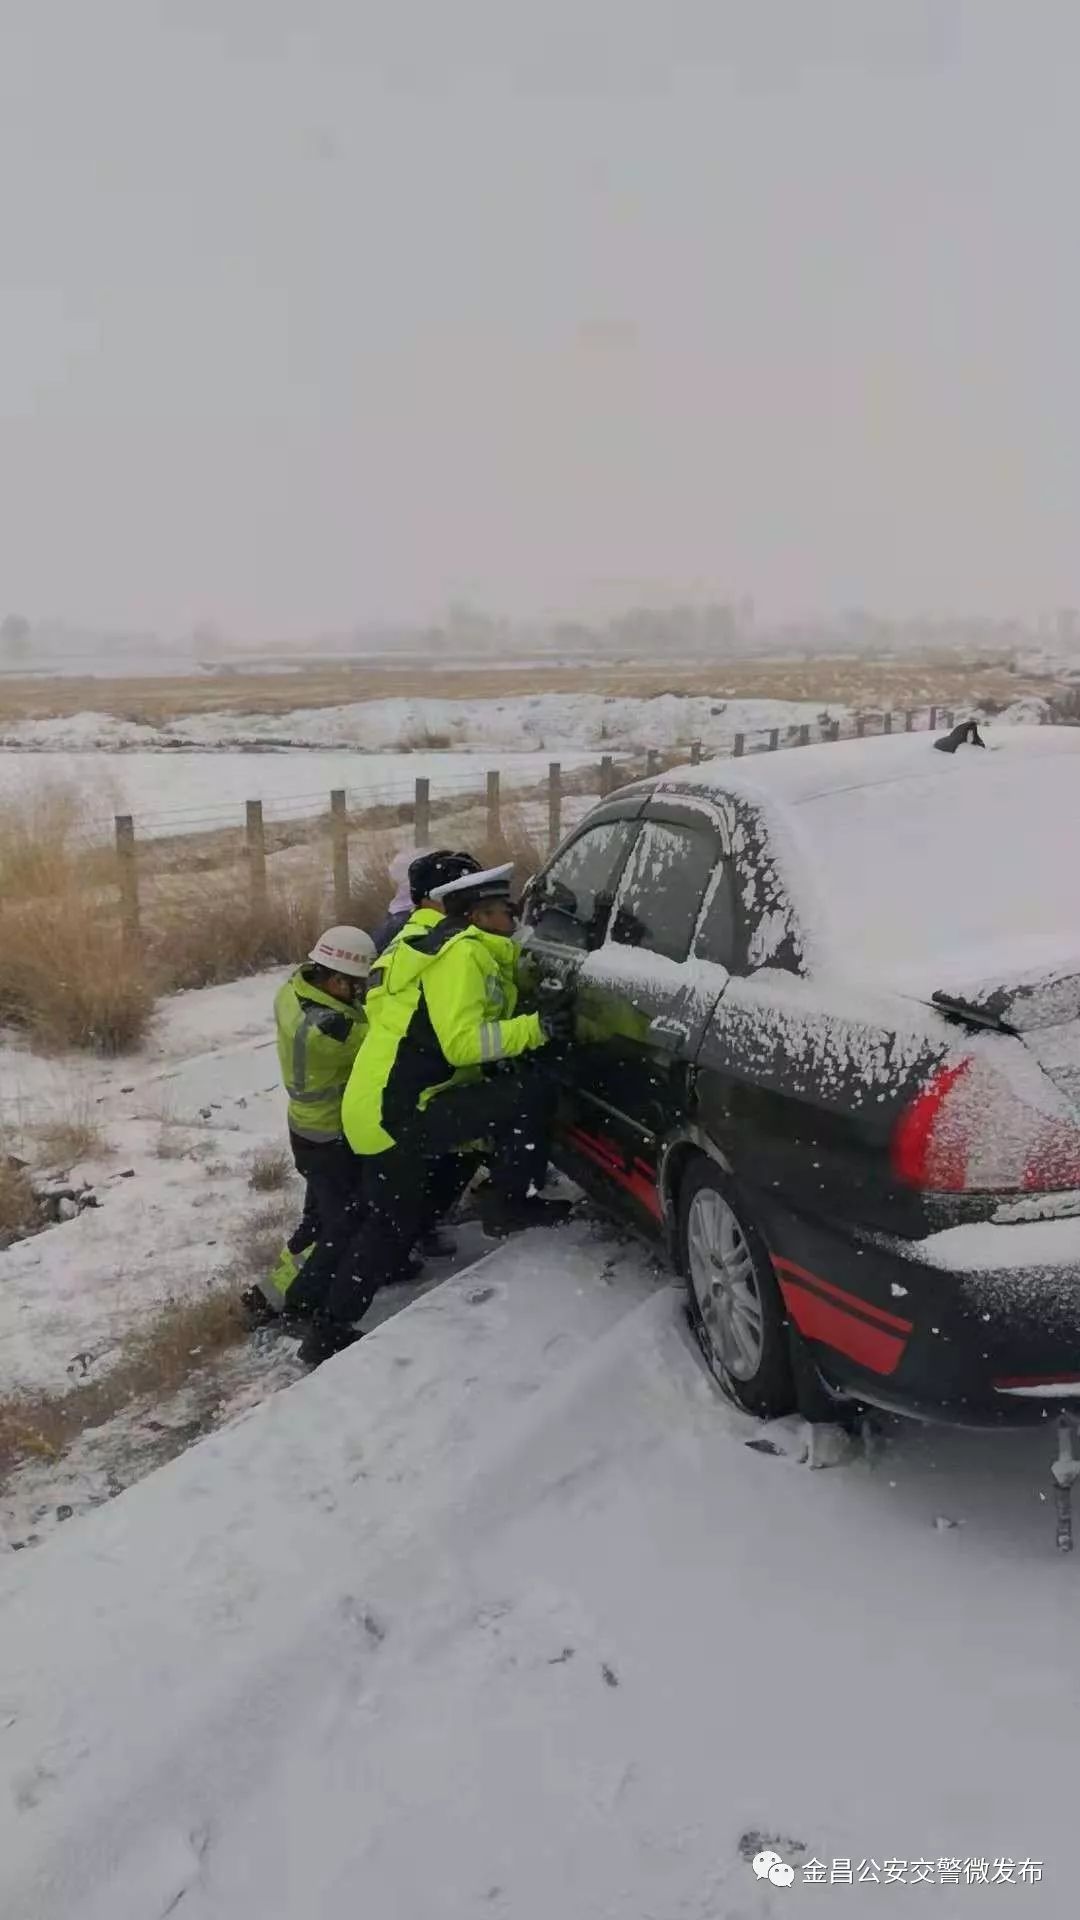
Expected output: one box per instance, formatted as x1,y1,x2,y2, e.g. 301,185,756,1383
408,848,481,904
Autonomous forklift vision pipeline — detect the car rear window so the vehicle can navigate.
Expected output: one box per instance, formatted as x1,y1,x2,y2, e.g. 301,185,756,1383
792,747,1080,982
610,821,719,963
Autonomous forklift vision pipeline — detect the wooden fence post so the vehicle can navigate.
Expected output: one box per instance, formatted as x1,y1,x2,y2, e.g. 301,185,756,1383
883,712,893,735
246,799,267,912
828,721,841,742
905,710,915,732
733,732,745,758
330,789,350,919
689,740,702,764
548,762,562,849
856,714,866,738
600,753,614,796
768,728,779,752
646,748,661,776
798,724,810,747
414,776,430,847
114,814,140,944
928,706,937,731
486,769,501,845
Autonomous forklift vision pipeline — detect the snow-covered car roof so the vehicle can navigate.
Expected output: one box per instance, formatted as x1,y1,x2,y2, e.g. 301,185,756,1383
662,721,1080,808
658,725,1080,989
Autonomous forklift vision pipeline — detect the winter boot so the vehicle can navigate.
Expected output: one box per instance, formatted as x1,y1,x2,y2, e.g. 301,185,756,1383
389,1251,426,1285
479,1191,574,1238
296,1315,364,1369
240,1286,280,1330
418,1226,455,1259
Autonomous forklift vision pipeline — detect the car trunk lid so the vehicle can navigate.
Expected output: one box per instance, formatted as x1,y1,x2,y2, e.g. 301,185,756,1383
929,962,1080,1114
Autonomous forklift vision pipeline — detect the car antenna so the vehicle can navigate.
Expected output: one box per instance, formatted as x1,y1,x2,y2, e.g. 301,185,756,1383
933,718,986,754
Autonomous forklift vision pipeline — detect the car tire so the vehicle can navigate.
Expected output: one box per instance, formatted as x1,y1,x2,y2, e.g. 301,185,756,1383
678,1157,795,1418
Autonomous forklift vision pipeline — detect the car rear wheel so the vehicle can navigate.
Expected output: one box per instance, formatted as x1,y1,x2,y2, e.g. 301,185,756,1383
679,1158,794,1418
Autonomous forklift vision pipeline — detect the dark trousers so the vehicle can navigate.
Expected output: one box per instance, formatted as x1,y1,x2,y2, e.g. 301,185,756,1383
291,1145,474,1320
287,1133,362,1255
324,1062,556,1328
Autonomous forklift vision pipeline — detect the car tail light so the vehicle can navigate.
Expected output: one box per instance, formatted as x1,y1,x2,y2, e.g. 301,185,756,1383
892,1057,1080,1193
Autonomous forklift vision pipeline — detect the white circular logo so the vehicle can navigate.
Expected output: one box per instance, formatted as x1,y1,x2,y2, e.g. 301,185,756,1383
752,1849,795,1888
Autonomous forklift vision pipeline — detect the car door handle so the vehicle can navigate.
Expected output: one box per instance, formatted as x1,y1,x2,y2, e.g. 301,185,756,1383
649,1014,690,1042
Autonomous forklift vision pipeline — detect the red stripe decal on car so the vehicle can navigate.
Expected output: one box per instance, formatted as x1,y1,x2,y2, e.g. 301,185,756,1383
772,1256,914,1334
777,1279,908,1377
566,1125,662,1220
994,1373,1080,1390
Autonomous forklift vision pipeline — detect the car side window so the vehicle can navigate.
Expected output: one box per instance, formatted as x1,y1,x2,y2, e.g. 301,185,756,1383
609,821,720,964
524,818,639,952
693,861,739,970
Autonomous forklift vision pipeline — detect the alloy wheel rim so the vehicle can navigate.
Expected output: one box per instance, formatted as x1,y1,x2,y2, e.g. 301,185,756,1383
687,1187,765,1381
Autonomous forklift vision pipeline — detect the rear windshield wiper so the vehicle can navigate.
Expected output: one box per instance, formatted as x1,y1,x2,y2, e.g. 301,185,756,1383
931,991,1017,1036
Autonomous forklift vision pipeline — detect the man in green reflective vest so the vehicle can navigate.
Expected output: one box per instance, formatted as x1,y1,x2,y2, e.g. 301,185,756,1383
296,864,575,1365
250,926,375,1318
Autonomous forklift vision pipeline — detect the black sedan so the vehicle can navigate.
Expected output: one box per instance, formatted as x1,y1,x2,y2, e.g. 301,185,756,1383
521,724,1080,1428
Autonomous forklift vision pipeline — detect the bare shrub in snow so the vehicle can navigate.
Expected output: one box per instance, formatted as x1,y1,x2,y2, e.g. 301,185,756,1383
0,901,154,1054
155,1126,191,1161
0,1152,42,1245
227,1198,298,1286
0,1285,251,1485
0,778,113,903
0,784,154,1051
30,1110,109,1169
151,886,325,992
477,803,547,893
347,850,395,941
247,1148,291,1193
395,719,455,751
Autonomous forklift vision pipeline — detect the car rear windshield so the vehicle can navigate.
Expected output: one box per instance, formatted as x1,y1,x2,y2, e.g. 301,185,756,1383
791,747,1080,983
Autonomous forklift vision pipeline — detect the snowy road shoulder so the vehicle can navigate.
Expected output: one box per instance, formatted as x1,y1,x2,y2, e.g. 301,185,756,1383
2,1222,1079,1918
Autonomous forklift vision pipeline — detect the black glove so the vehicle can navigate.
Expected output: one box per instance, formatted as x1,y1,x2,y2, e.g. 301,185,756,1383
539,1003,575,1044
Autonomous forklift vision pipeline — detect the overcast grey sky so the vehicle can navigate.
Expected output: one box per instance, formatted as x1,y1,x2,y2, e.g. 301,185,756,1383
2,0,1079,638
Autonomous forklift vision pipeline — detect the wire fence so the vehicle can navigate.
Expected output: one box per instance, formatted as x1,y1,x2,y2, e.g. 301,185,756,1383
96,702,987,941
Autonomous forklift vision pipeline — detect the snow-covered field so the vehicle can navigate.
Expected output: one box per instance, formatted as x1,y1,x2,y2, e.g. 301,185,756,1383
0,973,294,1400
1,693,844,756
0,746,599,839
0,692,850,839
2,1223,1077,1918
2,693,1053,839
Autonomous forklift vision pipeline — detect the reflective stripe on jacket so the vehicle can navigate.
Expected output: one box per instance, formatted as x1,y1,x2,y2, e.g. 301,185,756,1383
341,914,544,1156
273,967,368,1143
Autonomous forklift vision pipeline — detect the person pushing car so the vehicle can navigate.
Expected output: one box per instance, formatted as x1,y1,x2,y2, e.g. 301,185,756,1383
295,860,574,1365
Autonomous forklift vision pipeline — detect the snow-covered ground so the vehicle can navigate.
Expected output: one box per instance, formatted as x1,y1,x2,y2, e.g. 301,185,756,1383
2,693,1055,840
3,955,1080,1914
0,972,294,1399
0,693,845,840
0,970,497,1408
1,693,844,756
0,968,493,1549
2,1229,1077,1919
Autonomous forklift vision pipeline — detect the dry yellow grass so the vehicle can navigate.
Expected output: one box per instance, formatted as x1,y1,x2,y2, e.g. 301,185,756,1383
29,1113,109,1167
0,1195,302,1485
0,899,154,1054
247,1147,292,1193
0,1285,250,1482
150,885,326,993
0,649,1057,728
0,1154,42,1242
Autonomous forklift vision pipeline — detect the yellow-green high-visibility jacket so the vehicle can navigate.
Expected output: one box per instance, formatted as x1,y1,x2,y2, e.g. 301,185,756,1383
274,966,368,1143
342,916,544,1155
